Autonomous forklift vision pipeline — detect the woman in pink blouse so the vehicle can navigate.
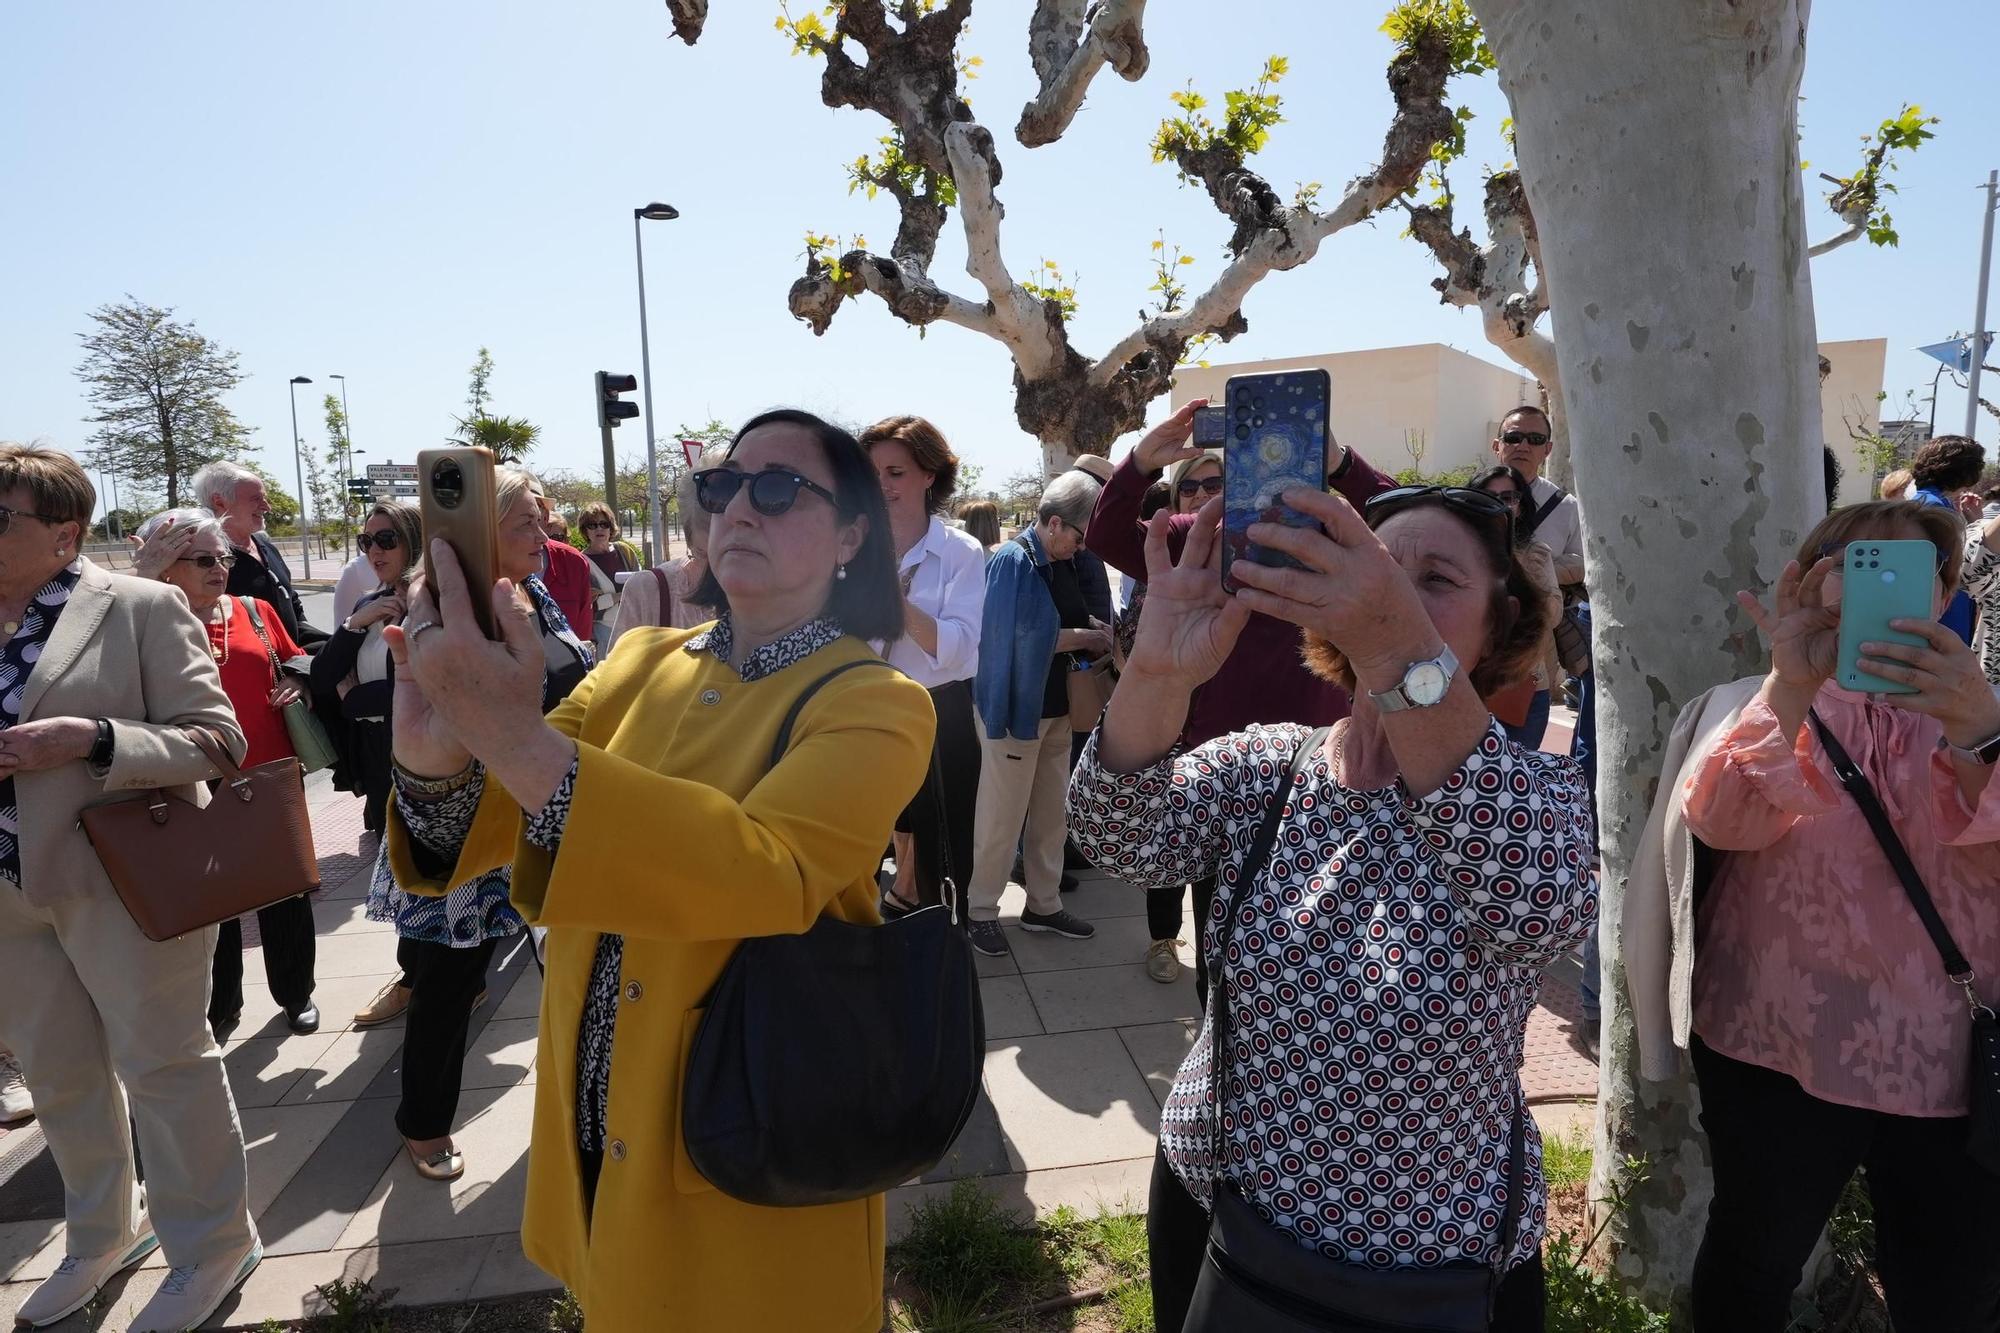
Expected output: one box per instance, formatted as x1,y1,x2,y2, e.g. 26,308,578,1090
1684,500,2000,1331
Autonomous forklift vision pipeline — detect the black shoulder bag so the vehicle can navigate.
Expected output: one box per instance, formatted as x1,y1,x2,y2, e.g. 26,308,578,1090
682,660,987,1206
1187,728,1529,1332
1808,710,2000,1174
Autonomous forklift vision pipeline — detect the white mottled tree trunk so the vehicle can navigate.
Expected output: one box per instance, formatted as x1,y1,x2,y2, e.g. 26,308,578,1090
1470,0,1822,1309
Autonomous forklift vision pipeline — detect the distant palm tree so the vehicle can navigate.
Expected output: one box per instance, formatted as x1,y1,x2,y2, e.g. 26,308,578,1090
451,413,540,463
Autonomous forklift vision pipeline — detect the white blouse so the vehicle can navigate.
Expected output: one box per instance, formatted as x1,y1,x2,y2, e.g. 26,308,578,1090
878,516,985,689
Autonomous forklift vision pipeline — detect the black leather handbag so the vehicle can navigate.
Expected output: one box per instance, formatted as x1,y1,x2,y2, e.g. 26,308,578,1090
1186,727,1529,1332
682,660,987,1206
1809,711,2000,1174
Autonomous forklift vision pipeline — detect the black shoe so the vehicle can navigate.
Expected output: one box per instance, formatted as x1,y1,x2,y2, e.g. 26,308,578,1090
209,1011,241,1043
286,1002,321,1035
967,920,1010,957
1019,907,1095,940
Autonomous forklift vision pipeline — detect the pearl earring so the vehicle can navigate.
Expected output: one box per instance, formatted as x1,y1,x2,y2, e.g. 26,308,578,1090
836,563,848,581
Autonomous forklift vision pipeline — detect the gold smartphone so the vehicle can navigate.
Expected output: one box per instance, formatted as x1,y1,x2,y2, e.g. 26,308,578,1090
417,447,501,639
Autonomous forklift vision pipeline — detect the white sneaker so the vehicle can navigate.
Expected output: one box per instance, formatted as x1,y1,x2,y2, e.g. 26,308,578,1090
0,1048,32,1124
15,1226,159,1327
130,1237,261,1332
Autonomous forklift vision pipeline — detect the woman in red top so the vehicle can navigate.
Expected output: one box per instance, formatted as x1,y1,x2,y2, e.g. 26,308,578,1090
141,508,321,1039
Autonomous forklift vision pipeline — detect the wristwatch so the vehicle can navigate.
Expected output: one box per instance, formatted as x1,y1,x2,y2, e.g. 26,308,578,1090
88,718,115,769
1369,646,1460,713
1942,727,2000,766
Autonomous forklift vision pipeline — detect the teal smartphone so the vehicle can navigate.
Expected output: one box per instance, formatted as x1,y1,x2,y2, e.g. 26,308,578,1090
1835,539,1936,694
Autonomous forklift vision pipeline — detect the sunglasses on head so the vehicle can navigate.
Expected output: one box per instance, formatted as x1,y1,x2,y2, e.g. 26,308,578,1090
357,531,402,553
177,552,238,571
1176,475,1225,499
1364,485,1516,546
693,467,840,517
1500,431,1550,447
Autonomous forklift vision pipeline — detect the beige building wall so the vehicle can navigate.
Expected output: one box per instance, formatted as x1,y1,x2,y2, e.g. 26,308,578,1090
1168,338,1888,503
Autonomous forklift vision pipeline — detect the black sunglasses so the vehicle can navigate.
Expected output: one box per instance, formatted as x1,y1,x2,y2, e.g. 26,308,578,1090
1176,475,1225,499
357,531,402,553
1500,430,1550,447
693,467,840,517
1365,485,1516,546
177,552,238,571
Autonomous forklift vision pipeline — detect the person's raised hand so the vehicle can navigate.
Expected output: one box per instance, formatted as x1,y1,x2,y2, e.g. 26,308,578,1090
1861,617,2000,745
1123,497,1249,689
1131,398,1209,476
132,518,198,581
347,594,406,631
1227,489,1438,692
1737,556,1841,695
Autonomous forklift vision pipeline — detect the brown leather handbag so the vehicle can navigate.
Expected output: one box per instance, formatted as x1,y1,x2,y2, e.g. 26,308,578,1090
79,729,321,941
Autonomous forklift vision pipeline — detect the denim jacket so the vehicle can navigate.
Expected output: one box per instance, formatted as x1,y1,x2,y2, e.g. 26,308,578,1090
974,527,1060,741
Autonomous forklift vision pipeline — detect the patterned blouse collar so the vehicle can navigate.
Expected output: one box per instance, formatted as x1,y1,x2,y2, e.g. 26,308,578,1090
685,611,845,682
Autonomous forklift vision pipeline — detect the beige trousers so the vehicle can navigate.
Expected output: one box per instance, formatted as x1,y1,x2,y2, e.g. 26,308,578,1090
0,885,254,1267
969,713,1073,921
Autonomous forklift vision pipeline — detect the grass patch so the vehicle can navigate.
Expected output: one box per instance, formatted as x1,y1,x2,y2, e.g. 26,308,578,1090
1542,1124,1594,1193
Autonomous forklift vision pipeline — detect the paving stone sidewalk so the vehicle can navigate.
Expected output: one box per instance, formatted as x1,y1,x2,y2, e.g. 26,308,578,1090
0,744,1601,1328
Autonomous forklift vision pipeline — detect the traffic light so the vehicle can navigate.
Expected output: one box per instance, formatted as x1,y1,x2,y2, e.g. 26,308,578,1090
596,372,640,429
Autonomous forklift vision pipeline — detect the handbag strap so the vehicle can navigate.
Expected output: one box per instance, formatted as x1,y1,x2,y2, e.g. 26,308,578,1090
653,567,673,625
239,596,285,680
1808,709,1993,1018
769,658,961,921
1205,725,1528,1276
1519,486,1565,542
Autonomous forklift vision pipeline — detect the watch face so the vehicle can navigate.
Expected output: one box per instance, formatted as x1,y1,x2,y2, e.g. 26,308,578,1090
1406,661,1450,707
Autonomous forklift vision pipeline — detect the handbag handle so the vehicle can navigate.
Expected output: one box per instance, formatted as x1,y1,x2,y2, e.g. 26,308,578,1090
183,727,256,802
1807,709,1994,1020
1205,726,1527,1277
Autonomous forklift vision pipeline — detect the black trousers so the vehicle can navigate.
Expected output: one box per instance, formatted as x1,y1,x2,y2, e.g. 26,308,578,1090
352,719,392,833
209,893,317,1023
1691,1035,2000,1332
396,937,498,1141
900,680,980,909
1147,1147,1545,1332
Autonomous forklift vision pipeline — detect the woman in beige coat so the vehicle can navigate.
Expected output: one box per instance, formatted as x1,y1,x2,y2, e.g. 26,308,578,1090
0,446,258,1332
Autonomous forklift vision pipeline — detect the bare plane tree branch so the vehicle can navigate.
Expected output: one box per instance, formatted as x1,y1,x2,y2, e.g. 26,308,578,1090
1016,0,1150,147
778,2,1466,460
664,0,708,45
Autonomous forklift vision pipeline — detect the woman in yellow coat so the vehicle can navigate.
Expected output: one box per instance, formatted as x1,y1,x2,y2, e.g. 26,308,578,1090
384,410,936,1331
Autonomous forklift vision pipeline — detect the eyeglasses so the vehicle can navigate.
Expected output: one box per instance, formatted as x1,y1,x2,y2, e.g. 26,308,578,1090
582,520,613,531
0,504,62,536
1176,475,1225,500
693,468,840,517
1500,431,1550,447
356,531,402,553
177,553,238,571
1364,485,1516,547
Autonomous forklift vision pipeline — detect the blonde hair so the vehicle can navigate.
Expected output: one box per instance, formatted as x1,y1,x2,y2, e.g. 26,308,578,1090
0,444,95,530
497,467,540,522
1878,468,1914,501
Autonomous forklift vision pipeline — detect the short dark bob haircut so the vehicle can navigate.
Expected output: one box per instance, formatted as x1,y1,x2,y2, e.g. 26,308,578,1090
691,408,905,645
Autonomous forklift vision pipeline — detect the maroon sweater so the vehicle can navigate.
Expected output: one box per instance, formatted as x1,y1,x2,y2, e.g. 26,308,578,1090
1086,448,1396,746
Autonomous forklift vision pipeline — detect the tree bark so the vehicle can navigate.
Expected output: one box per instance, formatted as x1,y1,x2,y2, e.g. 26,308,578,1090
1469,0,1821,1310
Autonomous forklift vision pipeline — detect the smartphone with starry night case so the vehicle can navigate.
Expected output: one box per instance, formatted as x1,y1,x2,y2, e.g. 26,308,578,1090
1219,368,1330,593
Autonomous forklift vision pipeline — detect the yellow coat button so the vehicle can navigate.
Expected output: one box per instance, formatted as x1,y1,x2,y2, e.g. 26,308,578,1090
609,1139,627,1161
700,688,722,705
624,981,643,1002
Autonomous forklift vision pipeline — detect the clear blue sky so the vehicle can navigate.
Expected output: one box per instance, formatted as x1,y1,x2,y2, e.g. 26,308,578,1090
3,0,1996,519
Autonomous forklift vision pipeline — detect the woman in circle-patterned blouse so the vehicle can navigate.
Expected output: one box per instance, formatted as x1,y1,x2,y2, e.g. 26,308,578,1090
1069,484,1594,1332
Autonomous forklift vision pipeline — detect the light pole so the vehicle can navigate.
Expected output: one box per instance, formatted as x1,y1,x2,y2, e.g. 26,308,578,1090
329,373,355,544
633,202,679,563
1967,170,1999,439
288,375,314,579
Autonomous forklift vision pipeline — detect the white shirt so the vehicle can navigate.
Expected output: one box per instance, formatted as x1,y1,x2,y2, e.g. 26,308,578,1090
877,516,985,688
332,554,378,624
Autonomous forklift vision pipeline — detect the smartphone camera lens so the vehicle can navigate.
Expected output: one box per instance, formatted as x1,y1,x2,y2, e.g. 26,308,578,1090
1252,396,1266,412
1235,424,1251,440
431,459,464,509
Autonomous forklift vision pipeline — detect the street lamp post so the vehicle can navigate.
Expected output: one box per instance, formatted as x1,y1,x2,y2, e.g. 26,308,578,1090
288,375,314,579
633,202,679,563
330,373,355,544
